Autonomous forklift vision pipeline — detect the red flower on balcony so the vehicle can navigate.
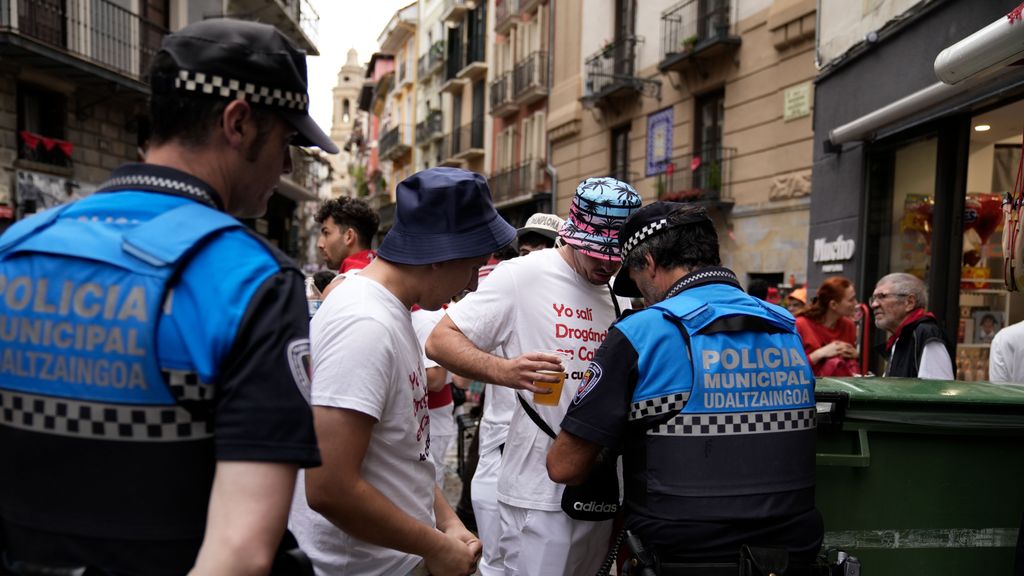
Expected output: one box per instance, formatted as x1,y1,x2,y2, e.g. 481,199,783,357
660,188,704,202
19,130,74,167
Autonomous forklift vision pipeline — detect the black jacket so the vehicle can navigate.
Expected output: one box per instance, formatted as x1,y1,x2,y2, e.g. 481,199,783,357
884,315,954,378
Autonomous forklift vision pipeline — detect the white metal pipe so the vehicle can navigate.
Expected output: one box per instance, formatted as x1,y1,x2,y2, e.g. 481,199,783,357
827,63,1006,146
828,81,960,145
935,14,1024,85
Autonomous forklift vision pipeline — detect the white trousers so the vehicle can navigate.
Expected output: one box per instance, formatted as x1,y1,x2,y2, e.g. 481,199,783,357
471,447,504,576
498,502,613,576
430,432,455,488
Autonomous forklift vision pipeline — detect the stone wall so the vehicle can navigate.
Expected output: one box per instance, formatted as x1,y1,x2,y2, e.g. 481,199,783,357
0,64,143,213
0,70,18,207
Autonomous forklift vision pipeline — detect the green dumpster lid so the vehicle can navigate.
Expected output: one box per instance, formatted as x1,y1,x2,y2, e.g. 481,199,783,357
815,377,1024,430
817,377,1024,406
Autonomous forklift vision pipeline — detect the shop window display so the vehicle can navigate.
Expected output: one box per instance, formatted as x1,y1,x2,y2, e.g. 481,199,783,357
955,100,1024,380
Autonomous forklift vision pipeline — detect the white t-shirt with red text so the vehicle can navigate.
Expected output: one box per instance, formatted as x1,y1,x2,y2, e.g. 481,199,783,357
290,274,434,576
445,248,629,511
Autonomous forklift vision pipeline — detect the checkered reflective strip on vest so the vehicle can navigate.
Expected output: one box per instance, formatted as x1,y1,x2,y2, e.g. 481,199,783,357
664,269,739,299
166,369,214,401
629,392,689,421
649,407,816,436
0,372,213,441
175,70,310,111
100,175,216,207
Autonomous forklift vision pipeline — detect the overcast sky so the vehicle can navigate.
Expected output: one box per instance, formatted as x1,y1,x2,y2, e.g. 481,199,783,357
306,0,411,133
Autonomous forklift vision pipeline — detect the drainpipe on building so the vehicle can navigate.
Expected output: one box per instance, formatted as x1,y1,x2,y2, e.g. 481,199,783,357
545,0,557,214
814,2,823,70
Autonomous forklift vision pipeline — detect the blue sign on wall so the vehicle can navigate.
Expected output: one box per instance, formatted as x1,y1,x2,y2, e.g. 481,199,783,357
646,107,674,177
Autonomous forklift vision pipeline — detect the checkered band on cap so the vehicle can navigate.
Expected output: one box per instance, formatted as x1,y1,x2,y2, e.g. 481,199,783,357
174,70,309,112
621,217,670,259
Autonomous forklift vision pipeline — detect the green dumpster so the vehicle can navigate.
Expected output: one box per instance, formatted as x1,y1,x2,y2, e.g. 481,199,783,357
815,377,1024,575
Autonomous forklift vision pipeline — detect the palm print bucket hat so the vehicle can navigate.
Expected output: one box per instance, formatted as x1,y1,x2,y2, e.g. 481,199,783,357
559,177,642,261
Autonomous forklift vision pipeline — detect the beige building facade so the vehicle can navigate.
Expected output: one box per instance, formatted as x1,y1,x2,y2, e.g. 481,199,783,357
378,3,420,187
488,0,553,226
438,0,490,176
415,0,447,171
548,0,817,287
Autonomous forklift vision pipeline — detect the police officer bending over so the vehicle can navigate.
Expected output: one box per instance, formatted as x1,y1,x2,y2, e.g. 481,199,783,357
0,19,331,576
547,202,824,575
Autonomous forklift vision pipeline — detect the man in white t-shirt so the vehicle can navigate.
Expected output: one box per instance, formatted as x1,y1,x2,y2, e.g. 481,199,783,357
469,212,565,576
990,320,1024,384
427,178,641,576
289,167,517,576
411,306,458,488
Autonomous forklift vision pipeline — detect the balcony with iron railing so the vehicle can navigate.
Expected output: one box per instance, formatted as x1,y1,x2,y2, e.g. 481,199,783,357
438,133,463,167
417,40,445,80
379,124,413,161
583,36,657,109
513,51,548,106
416,110,443,145
489,72,516,117
495,0,519,34
295,0,319,50
285,147,330,197
441,36,467,93
490,158,545,205
226,0,320,55
489,164,522,205
451,119,485,160
656,146,736,206
0,0,168,88
456,32,487,81
441,0,473,25
658,0,739,73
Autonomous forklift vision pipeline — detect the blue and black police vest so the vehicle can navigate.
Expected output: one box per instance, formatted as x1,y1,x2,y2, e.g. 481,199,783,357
0,191,267,441
616,283,817,521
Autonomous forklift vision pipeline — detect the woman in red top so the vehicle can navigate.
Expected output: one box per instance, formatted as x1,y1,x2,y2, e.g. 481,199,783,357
795,276,861,376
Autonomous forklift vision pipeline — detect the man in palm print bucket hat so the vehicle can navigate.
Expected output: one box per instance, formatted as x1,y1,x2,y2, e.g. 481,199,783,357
425,176,640,576
560,177,643,264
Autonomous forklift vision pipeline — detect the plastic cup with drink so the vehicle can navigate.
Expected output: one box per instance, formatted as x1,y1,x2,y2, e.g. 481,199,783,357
533,350,570,406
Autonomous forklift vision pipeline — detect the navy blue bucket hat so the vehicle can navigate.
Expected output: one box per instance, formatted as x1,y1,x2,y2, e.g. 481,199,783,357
377,167,517,265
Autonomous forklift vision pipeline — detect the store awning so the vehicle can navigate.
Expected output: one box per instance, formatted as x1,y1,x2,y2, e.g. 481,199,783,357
828,81,964,146
828,6,1024,147
934,8,1024,85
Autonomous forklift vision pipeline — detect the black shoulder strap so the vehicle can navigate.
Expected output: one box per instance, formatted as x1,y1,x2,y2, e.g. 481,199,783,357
516,393,557,439
606,283,622,318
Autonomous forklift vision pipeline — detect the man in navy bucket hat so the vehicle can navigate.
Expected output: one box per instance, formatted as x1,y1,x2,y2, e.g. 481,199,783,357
427,177,640,576
290,167,515,576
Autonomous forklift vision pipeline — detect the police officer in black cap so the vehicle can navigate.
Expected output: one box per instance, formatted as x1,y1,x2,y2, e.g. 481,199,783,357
547,202,824,574
0,18,331,575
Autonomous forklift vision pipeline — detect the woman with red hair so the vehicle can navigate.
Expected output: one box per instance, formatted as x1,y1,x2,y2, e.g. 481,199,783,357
796,276,861,376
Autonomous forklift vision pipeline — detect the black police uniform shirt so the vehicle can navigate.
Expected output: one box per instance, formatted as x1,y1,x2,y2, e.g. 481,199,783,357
0,164,321,575
560,268,823,562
